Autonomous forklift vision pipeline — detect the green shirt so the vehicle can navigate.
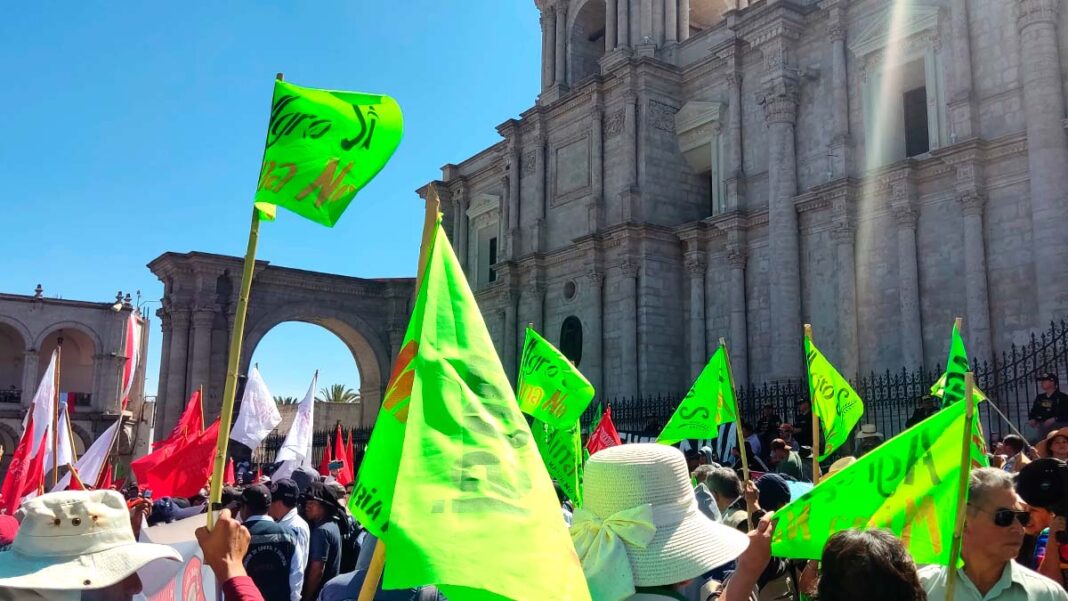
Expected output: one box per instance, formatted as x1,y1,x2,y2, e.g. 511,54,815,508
919,562,1068,601
774,451,804,480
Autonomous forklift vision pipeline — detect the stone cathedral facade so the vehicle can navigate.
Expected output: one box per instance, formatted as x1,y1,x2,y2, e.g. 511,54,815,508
419,0,1068,398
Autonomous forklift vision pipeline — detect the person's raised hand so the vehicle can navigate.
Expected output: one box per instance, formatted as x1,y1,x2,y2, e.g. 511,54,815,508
743,480,760,511
195,508,250,583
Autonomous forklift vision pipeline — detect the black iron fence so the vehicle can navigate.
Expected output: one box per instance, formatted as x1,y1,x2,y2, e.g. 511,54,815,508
254,426,373,472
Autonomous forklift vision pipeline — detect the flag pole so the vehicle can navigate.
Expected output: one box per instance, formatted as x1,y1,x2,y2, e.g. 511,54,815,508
206,74,281,527
721,337,751,530
945,370,977,601
803,324,821,484
357,183,441,601
52,347,62,488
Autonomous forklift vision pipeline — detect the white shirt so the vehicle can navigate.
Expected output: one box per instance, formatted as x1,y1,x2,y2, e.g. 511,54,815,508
245,514,305,601
277,507,311,570
919,562,1068,601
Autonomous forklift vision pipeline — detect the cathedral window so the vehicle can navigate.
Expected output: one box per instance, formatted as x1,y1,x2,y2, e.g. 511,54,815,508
559,316,583,366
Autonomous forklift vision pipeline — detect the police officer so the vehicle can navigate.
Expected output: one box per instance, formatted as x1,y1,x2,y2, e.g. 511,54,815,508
1028,372,1068,443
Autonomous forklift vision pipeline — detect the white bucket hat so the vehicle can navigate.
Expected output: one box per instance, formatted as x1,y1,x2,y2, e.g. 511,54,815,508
572,444,749,601
0,490,181,591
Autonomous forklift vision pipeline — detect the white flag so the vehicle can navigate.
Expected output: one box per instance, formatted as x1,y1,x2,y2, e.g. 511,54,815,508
273,372,317,480
45,404,76,473
230,366,282,450
27,350,57,457
53,415,123,491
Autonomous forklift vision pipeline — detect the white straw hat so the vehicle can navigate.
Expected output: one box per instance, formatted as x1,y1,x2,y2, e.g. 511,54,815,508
573,444,749,599
0,490,181,591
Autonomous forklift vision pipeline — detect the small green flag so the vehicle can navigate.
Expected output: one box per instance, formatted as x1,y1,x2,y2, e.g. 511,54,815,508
770,399,988,565
931,371,988,403
804,334,865,460
348,216,590,601
254,80,403,227
517,326,596,429
533,418,584,508
936,322,972,408
656,345,738,445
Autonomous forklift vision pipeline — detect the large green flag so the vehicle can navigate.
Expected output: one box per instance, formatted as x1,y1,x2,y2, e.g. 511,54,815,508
517,326,596,429
254,80,403,227
533,418,584,507
936,321,972,408
656,345,738,445
804,334,865,459
770,399,988,564
348,217,590,601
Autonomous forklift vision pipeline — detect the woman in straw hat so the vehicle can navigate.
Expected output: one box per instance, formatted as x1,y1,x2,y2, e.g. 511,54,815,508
572,443,772,601
1037,427,1068,461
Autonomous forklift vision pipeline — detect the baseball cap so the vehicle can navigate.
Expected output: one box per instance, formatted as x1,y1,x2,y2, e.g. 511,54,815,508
241,484,272,508
1038,372,1059,384
305,481,339,510
270,478,300,506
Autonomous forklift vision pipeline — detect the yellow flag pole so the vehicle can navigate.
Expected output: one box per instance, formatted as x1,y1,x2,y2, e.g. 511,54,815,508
945,370,977,601
52,347,62,488
357,184,441,601
721,337,751,530
803,324,821,484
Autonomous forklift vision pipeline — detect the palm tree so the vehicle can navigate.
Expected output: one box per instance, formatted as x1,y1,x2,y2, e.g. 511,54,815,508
316,384,359,404
273,395,299,405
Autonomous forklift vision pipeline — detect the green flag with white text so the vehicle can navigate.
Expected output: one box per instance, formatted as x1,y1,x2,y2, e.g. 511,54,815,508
771,399,988,565
517,326,596,429
804,334,864,460
656,345,738,445
936,322,972,408
254,80,403,227
348,216,590,601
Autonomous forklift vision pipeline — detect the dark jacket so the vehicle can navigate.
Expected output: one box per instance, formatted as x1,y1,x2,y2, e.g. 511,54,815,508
244,517,298,601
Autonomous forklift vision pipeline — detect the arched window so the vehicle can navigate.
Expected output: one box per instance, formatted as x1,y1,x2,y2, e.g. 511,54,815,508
559,316,583,366
569,0,607,84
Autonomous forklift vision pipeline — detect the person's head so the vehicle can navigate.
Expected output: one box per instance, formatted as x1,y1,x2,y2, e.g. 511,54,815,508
268,478,300,520
692,464,715,487
769,439,790,464
996,434,1025,457
741,422,754,438
755,473,791,511
707,468,743,511
302,481,338,524
817,529,926,601
963,468,1027,565
1038,428,1068,460
779,423,795,440
574,444,749,597
697,446,716,466
798,399,811,414
685,448,701,473
1025,503,1054,536
0,490,181,601
239,484,271,520
1039,372,1059,394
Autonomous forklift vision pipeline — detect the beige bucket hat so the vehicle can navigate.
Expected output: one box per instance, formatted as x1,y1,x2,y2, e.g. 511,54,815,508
572,444,749,601
0,490,181,592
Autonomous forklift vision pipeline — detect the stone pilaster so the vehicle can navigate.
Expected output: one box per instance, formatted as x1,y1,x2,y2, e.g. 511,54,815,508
640,0,653,42
948,0,978,139
555,4,567,87
507,140,521,258
686,252,707,380
453,180,470,270
679,0,690,42
892,201,925,369
155,309,171,414
533,131,547,251
822,0,851,178
503,290,519,384
619,260,640,397
189,308,214,409
542,9,555,91
1017,0,1068,319
959,191,993,360
618,0,630,47
524,280,546,335
20,351,38,406
162,308,190,437
591,99,605,234
666,0,678,45
621,93,640,221
831,223,859,378
717,42,745,211
726,243,749,386
585,270,605,393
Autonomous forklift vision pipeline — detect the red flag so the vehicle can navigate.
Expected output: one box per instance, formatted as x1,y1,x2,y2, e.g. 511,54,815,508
133,390,204,485
255,465,263,483
586,406,622,456
96,462,113,490
345,430,356,474
68,465,86,491
333,425,353,485
224,458,236,485
318,442,332,477
1,418,45,514
141,419,220,499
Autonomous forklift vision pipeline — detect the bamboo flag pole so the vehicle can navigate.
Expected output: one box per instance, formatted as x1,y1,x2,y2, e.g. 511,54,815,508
358,184,441,601
206,73,283,528
52,347,62,488
721,337,752,530
803,324,821,484
945,371,978,601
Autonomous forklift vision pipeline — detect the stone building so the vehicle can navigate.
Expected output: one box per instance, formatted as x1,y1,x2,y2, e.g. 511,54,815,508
0,287,149,475
420,0,1068,398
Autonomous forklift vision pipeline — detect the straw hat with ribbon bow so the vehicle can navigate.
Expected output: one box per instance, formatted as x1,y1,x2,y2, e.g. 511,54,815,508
571,443,749,601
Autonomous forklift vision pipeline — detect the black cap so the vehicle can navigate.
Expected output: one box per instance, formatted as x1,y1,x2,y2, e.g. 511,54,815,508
305,481,339,510
1038,372,1059,384
241,484,272,513
270,478,300,506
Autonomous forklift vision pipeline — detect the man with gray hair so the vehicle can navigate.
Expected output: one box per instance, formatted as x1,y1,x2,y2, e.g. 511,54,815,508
920,467,1068,600
693,464,721,521
708,467,748,530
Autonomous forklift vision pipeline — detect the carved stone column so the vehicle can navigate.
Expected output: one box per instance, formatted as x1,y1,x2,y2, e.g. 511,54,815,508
686,252,707,380
618,0,630,47
20,351,38,406
725,69,743,210
591,100,605,233
507,142,521,257
162,309,190,437
542,9,555,90
640,0,653,42
607,0,618,50
155,310,172,412
619,260,640,397
666,0,678,45
621,94,640,221
503,290,519,383
189,308,214,407
585,271,605,393
525,280,546,335
824,0,851,178
948,0,978,139
453,182,469,270
726,246,750,386
533,133,547,251
892,204,925,369
555,4,567,87
1017,0,1068,319
832,224,859,378
679,0,690,42
960,192,993,360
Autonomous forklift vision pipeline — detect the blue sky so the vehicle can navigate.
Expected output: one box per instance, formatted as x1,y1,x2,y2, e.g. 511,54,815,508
0,2,540,399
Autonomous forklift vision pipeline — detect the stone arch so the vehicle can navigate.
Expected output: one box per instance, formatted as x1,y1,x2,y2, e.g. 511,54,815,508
0,421,19,475
241,302,392,426
569,0,607,84
70,422,91,456
0,318,30,398
0,316,33,350
36,324,98,407
32,321,103,351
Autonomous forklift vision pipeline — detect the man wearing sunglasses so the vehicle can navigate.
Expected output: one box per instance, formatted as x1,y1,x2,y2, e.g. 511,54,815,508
920,468,1068,600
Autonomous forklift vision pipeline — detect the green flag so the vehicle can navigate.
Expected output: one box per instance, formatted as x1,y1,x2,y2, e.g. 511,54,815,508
656,345,738,445
935,321,972,408
348,216,590,601
770,399,988,565
517,326,596,429
804,334,865,460
533,418,584,507
254,80,403,227
931,371,988,403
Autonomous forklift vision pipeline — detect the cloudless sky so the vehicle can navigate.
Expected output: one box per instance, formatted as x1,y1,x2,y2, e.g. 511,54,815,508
0,2,541,399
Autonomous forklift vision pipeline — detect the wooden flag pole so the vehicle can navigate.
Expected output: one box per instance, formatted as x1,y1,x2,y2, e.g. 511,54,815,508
945,371,977,601
52,347,62,488
357,184,441,601
721,337,752,530
803,324,821,485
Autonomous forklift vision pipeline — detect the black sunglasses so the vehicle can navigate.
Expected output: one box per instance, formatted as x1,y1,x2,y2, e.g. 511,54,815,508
971,505,1030,527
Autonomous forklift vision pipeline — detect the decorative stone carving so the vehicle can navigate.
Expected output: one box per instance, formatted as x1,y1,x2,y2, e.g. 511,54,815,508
830,222,855,244
648,100,678,132
958,191,986,216
605,109,625,137
620,260,640,278
684,254,706,276
726,246,747,269
762,93,798,125
522,151,537,176
585,270,604,288
1017,0,1059,29
892,204,918,228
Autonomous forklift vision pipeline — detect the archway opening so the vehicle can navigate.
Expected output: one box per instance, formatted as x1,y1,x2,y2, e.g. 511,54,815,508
690,0,732,33
560,316,584,366
0,322,26,404
39,329,95,410
570,0,607,84
249,321,362,409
